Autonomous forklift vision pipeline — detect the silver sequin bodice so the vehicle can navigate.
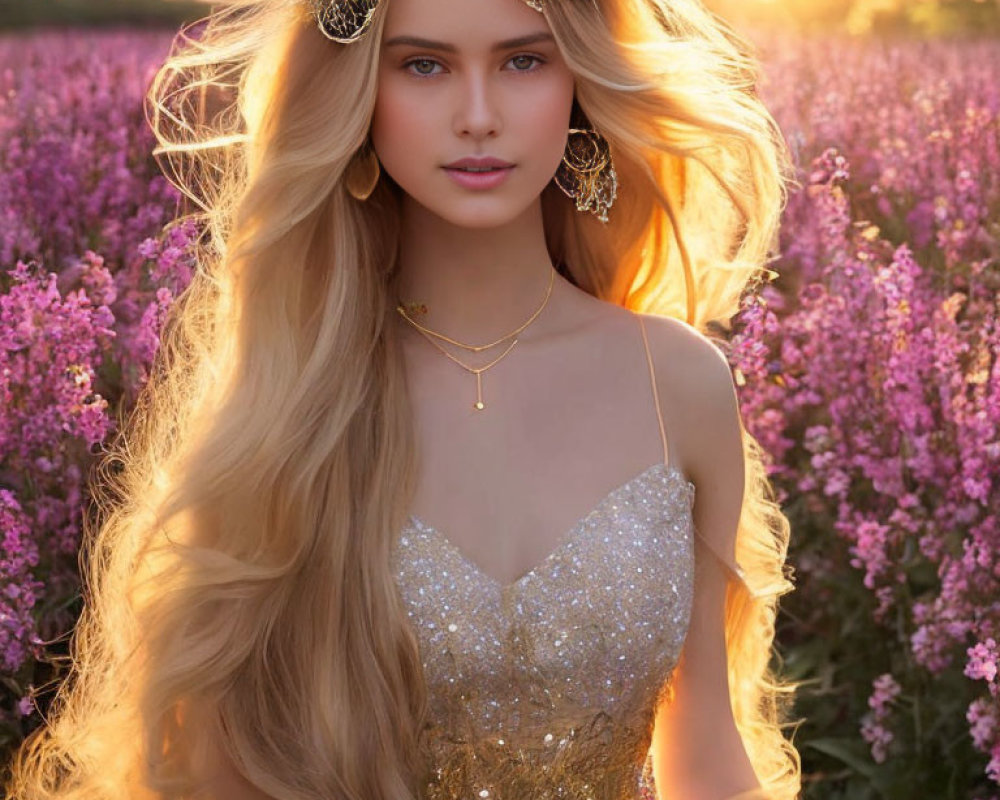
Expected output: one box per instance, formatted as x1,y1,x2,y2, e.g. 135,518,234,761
391,461,697,800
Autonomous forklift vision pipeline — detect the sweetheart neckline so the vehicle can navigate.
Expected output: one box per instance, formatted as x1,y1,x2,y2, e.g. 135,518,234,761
404,461,695,594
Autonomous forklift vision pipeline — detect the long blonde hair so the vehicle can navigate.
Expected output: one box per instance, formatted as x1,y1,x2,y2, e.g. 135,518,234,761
6,0,800,797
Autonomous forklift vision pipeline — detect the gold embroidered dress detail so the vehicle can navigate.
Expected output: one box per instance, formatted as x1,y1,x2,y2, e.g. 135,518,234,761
391,314,747,799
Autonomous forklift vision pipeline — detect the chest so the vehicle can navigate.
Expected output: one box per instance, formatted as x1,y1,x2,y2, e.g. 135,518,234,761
402,329,669,587
391,462,697,730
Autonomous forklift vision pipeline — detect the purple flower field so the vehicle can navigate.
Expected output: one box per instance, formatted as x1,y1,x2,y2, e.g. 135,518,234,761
0,26,194,740
0,26,998,799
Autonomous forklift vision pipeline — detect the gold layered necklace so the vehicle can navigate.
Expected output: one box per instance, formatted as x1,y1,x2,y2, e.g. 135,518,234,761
395,267,555,411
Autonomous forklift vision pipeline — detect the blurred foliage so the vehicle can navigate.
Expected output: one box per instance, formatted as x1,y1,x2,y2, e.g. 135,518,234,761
0,0,205,29
708,0,1000,36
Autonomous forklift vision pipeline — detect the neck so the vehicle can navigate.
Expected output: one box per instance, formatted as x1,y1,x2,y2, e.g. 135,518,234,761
393,197,562,345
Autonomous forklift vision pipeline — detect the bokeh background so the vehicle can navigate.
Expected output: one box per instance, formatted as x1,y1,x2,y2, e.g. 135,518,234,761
0,1,998,799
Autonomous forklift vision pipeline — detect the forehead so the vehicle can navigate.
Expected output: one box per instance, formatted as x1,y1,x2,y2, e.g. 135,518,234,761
381,0,550,42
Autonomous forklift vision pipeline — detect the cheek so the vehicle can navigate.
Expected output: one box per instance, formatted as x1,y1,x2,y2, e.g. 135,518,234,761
524,82,576,168
369,73,441,171
371,85,415,152
540,93,573,138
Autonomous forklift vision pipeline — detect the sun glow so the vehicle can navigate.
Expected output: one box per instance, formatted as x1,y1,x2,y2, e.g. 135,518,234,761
707,0,1000,35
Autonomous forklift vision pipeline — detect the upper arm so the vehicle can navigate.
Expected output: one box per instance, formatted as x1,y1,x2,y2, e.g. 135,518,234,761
639,314,751,588
682,332,751,590
640,315,763,799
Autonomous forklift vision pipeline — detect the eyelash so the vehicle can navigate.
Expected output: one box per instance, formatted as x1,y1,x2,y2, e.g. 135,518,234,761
401,54,546,79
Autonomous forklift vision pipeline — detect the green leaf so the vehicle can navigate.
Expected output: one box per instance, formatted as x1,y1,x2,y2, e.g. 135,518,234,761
804,738,894,798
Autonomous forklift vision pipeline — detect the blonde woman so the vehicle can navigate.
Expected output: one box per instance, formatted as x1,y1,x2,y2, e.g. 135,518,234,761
6,0,801,797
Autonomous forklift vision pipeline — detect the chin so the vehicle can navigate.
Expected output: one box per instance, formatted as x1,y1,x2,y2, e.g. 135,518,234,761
420,198,528,228
449,208,528,229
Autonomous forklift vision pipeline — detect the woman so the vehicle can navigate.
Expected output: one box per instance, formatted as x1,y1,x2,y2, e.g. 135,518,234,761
7,0,800,797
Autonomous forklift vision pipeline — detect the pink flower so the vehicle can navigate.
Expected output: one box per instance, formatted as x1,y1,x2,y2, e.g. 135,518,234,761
968,639,1000,684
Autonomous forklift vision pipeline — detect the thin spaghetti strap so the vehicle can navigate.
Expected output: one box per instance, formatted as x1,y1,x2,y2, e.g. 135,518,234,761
636,318,763,598
637,314,670,467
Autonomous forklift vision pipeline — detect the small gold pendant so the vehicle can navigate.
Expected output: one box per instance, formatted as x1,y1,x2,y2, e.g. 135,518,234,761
474,372,485,411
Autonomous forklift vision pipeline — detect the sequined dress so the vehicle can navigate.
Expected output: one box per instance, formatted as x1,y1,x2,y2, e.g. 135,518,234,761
391,314,743,800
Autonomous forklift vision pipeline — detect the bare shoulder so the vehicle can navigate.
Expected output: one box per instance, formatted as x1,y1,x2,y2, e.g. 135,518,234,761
632,311,732,377
632,312,744,488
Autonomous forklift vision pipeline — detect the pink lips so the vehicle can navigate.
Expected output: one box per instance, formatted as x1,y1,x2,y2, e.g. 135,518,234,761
443,156,515,190
443,164,515,190
444,155,514,169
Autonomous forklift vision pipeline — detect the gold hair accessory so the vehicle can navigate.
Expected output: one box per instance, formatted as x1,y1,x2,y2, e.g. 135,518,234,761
395,267,555,411
307,0,380,43
554,127,618,223
309,0,543,43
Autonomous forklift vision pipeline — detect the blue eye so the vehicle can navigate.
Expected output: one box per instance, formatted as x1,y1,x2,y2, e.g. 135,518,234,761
402,54,545,78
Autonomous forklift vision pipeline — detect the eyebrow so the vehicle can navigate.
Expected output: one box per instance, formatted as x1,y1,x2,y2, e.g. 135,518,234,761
383,32,556,52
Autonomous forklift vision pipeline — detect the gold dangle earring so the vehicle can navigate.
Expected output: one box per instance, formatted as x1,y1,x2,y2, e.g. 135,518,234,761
553,126,618,224
345,138,381,201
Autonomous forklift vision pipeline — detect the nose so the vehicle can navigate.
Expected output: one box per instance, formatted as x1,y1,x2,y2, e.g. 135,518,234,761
452,71,503,140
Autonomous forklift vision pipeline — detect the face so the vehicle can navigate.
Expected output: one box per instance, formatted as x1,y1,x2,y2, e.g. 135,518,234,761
371,0,576,228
